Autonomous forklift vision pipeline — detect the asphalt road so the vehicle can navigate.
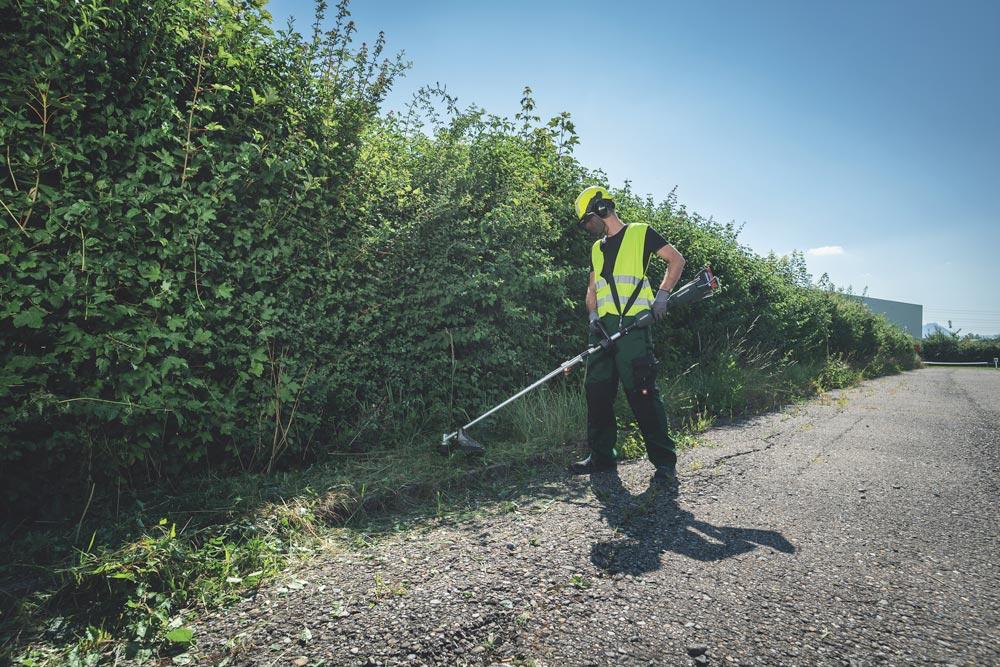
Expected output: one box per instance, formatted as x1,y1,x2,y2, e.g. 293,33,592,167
194,368,1000,666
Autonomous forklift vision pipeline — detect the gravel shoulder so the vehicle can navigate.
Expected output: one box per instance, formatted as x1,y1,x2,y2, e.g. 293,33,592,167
191,368,1000,666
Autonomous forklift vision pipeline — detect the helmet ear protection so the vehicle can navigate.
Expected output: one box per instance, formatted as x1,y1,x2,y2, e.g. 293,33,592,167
574,185,615,225
586,191,613,219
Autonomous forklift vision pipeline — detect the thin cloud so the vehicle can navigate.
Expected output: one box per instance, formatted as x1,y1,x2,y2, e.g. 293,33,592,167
806,245,845,256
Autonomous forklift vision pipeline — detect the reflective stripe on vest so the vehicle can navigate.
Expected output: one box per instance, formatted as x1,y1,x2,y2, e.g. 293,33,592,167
596,294,653,311
591,223,656,318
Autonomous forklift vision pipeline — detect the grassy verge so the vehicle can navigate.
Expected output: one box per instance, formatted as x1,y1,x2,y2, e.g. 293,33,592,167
2,351,909,665
1,380,589,665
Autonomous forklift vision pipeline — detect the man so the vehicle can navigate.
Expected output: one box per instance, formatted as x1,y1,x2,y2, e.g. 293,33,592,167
570,185,685,487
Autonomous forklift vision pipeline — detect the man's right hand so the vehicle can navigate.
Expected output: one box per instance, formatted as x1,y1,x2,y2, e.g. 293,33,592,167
652,289,671,320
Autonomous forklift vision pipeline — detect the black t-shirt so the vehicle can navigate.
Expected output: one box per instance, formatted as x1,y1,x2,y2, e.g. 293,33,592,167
598,224,668,284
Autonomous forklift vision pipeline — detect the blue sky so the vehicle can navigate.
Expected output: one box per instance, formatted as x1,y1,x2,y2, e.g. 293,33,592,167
269,0,1000,335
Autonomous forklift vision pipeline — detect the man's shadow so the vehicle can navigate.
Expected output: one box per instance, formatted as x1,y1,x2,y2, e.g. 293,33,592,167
589,472,795,575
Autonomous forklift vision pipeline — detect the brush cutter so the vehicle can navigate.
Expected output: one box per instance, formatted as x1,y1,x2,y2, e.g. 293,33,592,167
438,265,721,456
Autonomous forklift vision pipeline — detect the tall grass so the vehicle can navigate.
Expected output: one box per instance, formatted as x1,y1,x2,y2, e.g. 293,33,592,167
496,380,587,450
664,321,807,421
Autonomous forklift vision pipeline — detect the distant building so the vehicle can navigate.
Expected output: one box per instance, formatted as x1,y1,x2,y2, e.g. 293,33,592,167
922,322,951,337
858,296,923,338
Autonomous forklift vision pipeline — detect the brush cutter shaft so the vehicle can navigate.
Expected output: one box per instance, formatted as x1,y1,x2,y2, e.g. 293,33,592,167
441,313,651,447
442,352,589,444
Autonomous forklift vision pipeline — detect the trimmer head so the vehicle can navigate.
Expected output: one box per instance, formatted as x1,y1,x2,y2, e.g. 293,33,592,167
438,428,486,457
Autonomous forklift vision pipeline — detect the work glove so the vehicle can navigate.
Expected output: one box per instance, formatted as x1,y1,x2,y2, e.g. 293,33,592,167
652,289,672,320
588,310,602,338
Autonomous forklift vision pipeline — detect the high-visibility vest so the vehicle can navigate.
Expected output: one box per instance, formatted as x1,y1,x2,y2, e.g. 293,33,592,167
591,223,655,318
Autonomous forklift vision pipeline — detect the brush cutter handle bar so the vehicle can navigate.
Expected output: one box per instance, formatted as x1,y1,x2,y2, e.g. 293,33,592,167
664,266,720,307
618,310,654,333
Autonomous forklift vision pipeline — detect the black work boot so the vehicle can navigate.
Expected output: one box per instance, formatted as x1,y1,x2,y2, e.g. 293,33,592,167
652,464,679,489
568,455,617,475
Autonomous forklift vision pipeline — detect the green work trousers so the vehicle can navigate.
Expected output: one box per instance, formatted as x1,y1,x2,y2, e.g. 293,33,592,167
585,313,676,469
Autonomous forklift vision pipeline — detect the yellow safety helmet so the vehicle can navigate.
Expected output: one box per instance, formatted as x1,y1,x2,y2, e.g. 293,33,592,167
574,185,613,223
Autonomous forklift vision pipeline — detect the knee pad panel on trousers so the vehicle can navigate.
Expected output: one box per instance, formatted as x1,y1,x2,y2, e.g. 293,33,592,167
586,378,617,428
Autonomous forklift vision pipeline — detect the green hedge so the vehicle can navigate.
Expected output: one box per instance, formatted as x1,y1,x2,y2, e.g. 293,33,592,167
0,0,406,511
920,334,1000,363
0,0,918,515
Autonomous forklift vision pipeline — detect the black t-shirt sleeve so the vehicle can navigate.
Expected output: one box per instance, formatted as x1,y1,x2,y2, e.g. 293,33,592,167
644,226,668,264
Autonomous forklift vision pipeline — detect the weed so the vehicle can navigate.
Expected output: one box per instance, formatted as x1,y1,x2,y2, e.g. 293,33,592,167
817,356,862,391
618,425,647,460
330,600,350,618
351,533,375,550
370,574,407,602
672,430,702,451
498,500,519,514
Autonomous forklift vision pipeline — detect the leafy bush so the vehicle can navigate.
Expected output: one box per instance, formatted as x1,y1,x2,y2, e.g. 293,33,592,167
817,355,862,390
921,334,1000,363
1,0,404,510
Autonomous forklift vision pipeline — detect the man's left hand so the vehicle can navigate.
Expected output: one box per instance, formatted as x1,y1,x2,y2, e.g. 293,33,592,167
652,289,671,320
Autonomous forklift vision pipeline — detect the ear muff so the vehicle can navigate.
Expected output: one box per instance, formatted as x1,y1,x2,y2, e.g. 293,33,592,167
587,191,613,219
